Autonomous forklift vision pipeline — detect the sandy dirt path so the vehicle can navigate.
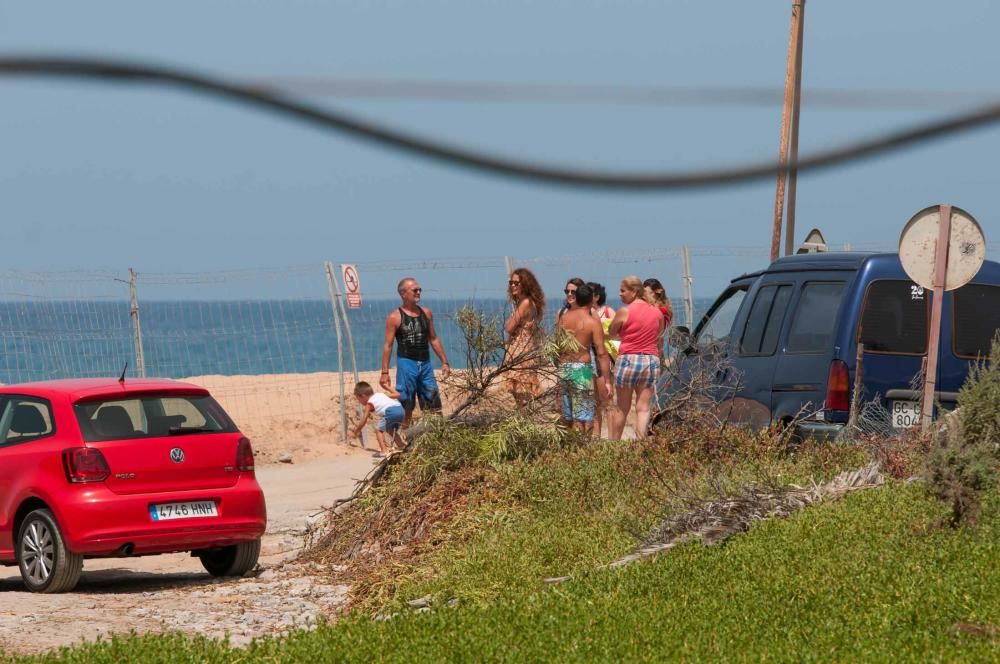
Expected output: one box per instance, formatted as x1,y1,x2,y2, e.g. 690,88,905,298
0,452,375,655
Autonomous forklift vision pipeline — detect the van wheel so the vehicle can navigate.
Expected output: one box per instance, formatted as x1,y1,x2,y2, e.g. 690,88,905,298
198,539,261,577
17,509,83,593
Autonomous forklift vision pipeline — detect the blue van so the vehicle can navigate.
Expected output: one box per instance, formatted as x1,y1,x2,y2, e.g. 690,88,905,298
655,252,1000,439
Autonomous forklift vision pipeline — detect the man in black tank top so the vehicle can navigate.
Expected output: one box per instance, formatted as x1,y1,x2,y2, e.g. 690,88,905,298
380,277,451,426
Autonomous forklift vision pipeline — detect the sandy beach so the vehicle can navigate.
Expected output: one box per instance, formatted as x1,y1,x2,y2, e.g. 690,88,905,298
184,369,474,463
183,370,386,463
184,367,629,464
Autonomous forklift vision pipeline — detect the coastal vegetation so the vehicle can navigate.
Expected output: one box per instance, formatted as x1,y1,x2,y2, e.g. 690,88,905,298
11,320,1000,662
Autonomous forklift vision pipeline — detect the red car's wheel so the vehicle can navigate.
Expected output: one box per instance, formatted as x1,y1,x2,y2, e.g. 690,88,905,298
198,538,261,577
17,509,83,593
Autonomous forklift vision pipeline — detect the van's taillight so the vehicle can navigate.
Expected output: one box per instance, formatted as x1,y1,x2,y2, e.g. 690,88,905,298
63,448,110,483
825,360,851,412
236,437,255,473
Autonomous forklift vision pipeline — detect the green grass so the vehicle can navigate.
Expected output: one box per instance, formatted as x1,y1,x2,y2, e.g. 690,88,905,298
364,434,871,612
8,419,995,662
21,484,999,662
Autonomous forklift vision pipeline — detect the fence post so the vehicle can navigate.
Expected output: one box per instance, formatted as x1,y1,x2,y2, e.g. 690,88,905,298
128,268,146,378
680,246,694,329
330,263,368,449
323,262,349,444
504,257,515,317
331,266,362,383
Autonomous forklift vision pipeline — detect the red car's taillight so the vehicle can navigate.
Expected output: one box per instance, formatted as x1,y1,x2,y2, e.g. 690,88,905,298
237,437,255,473
825,360,851,412
63,447,110,483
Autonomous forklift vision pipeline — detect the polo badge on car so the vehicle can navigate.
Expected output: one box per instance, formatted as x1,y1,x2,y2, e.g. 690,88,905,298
169,447,185,464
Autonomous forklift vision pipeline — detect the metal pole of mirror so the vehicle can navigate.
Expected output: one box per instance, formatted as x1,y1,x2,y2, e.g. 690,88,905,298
899,204,984,429
323,261,349,443
847,342,864,431
921,204,952,428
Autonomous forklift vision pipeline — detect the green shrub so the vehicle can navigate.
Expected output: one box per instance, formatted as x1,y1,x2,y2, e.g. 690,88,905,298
401,416,582,489
477,415,579,466
925,337,1000,525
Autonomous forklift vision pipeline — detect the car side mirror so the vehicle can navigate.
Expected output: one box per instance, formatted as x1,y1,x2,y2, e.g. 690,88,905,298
669,326,694,353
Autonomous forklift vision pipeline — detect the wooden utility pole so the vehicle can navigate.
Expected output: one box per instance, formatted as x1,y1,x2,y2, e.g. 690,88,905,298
770,0,807,261
784,0,807,257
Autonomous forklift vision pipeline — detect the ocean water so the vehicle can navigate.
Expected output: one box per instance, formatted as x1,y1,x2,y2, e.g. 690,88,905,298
0,297,715,384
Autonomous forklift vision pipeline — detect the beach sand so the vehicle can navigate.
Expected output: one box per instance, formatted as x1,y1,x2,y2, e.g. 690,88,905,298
183,370,473,463
183,371,381,463
185,367,630,464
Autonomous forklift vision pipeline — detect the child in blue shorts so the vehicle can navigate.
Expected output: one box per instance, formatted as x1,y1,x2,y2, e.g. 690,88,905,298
352,381,405,459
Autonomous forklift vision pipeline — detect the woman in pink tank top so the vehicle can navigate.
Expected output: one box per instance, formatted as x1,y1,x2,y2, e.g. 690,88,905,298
607,276,664,440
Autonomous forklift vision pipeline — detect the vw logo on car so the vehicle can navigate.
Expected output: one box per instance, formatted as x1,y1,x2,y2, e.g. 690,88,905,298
169,447,185,463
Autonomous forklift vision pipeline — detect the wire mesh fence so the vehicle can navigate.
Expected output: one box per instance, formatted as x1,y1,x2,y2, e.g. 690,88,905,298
0,269,132,383
2,242,951,453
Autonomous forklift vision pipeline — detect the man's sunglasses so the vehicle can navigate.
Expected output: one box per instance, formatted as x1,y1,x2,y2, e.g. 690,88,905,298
410,288,422,293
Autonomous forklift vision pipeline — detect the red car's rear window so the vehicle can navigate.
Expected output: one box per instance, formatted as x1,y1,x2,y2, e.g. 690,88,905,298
74,394,238,442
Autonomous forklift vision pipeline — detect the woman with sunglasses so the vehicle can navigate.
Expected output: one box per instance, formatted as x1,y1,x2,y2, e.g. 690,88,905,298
504,268,546,408
557,277,586,321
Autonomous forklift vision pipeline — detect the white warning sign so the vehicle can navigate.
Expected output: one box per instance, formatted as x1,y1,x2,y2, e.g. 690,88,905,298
341,264,362,308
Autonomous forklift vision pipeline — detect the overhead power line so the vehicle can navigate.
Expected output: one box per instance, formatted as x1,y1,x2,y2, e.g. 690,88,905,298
246,77,999,111
1,55,1000,191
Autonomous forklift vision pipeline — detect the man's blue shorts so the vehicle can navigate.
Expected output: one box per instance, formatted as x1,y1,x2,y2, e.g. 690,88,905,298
395,358,441,411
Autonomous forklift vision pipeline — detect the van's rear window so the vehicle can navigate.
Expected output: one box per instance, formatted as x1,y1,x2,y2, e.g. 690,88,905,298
786,282,845,353
953,284,1000,358
74,394,238,442
858,280,929,354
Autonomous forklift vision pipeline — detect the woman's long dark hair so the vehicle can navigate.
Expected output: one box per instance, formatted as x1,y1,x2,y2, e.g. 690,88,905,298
587,281,607,307
510,267,545,317
643,277,673,319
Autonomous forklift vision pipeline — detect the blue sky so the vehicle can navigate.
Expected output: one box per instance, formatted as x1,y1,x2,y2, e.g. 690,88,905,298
2,1,999,299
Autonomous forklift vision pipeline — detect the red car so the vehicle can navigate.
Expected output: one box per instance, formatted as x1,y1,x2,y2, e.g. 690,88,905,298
0,378,266,592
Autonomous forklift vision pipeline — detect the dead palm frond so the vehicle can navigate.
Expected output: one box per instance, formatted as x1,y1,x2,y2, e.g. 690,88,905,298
603,462,883,570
